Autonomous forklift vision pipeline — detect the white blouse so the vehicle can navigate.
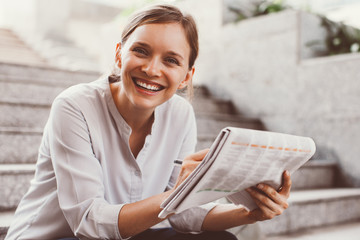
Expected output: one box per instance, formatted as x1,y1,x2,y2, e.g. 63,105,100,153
5,78,215,240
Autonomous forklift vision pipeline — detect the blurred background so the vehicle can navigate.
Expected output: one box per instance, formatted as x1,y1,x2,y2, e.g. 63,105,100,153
0,0,360,239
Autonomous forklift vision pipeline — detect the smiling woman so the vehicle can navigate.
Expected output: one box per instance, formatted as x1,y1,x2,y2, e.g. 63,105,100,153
5,4,290,240
112,23,194,118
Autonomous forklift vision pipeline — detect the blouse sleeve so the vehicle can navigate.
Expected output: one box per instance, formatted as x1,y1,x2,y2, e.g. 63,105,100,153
48,96,124,239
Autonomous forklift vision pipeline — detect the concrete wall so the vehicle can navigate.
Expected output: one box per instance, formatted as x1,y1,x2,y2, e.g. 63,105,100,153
199,9,360,186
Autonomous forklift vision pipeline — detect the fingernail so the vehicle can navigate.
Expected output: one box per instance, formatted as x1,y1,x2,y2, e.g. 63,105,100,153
257,184,264,189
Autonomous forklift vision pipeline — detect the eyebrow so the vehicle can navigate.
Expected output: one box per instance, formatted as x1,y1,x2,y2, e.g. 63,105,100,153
133,41,185,60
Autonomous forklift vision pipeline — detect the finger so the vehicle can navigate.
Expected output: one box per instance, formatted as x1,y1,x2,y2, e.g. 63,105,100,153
184,149,209,161
246,187,285,215
251,198,278,220
255,184,289,209
279,170,292,197
182,159,201,172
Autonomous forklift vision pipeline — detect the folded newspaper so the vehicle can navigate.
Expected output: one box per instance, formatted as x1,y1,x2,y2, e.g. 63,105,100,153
159,127,316,218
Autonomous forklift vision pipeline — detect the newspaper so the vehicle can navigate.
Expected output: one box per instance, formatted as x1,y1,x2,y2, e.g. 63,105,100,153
158,127,316,218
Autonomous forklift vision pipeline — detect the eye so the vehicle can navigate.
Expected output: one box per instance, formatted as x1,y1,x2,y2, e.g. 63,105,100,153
132,47,148,56
165,57,180,66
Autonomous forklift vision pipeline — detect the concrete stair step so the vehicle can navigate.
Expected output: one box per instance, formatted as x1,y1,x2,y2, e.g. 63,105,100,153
0,164,35,210
0,29,29,47
0,51,45,59
178,85,209,99
256,188,360,236
0,56,48,67
196,112,265,137
290,160,337,190
0,98,50,128
180,85,234,103
191,97,237,114
0,37,24,46
0,28,48,67
265,220,360,240
0,28,21,41
0,81,65,103
0,63,99,106
0,62,100,85
0,211,13,240
0,45,42,54
0,127,42,164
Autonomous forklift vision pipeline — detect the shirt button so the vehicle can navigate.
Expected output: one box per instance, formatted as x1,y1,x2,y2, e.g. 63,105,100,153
134,170,141,177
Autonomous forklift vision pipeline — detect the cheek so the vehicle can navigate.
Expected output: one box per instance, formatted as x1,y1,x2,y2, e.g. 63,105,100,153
170,71,188,86
121,54,136,69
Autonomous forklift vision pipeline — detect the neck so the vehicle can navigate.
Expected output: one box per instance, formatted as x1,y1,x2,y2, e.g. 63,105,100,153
110,82,154,132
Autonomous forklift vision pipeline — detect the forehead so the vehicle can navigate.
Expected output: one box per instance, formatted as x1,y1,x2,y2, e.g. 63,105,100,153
124,23,190,58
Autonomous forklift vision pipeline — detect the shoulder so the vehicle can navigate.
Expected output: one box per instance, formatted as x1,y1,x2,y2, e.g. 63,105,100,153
52,78,107,109
157,94,196,130
56,78,106,101
163,94,195,117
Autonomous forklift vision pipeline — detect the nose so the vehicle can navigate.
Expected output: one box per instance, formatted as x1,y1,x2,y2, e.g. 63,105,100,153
142,56,162,77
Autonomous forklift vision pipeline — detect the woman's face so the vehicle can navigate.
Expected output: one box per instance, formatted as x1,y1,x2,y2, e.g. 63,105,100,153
117,23,194,111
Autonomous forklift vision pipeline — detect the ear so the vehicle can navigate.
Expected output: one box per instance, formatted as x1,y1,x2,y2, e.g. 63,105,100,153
178,67,195,89
115,42,122,68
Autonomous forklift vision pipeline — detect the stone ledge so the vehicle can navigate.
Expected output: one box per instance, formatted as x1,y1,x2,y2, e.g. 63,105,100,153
0,62,100,78
266,220,360,240
289,188,360,203
0,164,36,174
0,97,51,107
258,188,360,235
0,211,14,240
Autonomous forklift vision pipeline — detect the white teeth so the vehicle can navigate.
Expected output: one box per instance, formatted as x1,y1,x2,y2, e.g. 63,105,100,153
136,80,161,91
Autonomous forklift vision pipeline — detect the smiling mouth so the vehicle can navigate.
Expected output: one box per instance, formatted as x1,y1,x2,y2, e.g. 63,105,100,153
133,78,165,92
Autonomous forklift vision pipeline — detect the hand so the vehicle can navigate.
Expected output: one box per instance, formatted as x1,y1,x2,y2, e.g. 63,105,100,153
245,170,291,222
173,149,209,190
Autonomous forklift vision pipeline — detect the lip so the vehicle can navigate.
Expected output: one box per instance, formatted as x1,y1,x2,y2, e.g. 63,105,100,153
132,77,165,96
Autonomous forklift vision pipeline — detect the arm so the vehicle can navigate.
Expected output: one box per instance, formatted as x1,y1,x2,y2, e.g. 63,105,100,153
202,171,291,231
117,191,173,238
49,97,123,239
118,149,209,238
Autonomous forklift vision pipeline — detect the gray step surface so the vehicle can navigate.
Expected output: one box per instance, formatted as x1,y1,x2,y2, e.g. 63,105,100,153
0,62,100,85
0,81,69,103
0,211,12,240
0,28,48,67
0,164,35,210
257,188,360,236
0,127,42,164
191,97,237,114
196,112,265,137
266,220,360,240
0,99,50,128
290,160,337,190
